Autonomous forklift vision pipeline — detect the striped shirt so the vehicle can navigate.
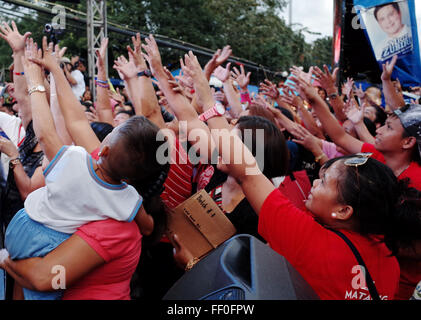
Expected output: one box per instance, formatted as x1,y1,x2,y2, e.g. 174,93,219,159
160,138,193,209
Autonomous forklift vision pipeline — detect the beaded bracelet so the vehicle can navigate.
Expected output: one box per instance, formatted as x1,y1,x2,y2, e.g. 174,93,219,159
95,81,109,89
95,79,108,85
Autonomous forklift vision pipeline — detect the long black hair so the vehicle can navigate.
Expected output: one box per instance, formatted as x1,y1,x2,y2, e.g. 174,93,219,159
322,156,421,256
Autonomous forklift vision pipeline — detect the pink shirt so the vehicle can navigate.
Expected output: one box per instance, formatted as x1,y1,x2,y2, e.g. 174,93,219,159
62,219,142,300
322,140,344,159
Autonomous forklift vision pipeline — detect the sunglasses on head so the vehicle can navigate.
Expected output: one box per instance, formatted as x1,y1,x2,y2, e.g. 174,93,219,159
344,153,373,167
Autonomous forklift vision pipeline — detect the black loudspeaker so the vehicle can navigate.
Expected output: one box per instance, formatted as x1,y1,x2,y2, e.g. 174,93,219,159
163,235,319,300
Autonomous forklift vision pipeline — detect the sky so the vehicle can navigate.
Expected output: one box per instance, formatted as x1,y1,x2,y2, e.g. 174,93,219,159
279,0,421,43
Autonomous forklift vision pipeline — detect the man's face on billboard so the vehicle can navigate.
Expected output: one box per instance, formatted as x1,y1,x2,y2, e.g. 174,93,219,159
376,4,404,38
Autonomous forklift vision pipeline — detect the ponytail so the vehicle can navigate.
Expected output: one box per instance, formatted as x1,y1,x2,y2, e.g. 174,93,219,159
132,163,171,247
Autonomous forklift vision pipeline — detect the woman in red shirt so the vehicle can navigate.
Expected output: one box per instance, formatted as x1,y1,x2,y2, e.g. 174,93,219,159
183,52,421,300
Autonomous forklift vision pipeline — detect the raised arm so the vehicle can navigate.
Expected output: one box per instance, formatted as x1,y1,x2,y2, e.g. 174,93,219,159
290,74,364,155
30,37,100,154
313,65,348,123
49,44,73,146
22,39,63,161
140,35,215,161
344,100,375,145
204,45,232,81
94,38,114,126
381,55,405,111
184,51,275,213
0,21,32,129
213,64,243,119
114,33,166,129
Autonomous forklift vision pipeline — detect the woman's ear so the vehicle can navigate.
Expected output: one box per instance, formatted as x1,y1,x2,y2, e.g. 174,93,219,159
336,205,354,221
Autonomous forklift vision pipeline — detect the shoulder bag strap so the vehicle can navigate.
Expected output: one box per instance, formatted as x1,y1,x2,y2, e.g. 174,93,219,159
329,229,381,301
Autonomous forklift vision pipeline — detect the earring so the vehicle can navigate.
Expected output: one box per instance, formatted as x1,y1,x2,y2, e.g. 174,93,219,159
331,213,337,219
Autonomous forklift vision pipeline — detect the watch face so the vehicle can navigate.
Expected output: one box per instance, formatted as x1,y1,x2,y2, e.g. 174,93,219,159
215,103,225,115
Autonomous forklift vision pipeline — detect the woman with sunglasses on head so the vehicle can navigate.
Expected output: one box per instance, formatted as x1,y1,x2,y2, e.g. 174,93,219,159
222,147,421,300
184,50,421,300
291,71,421,300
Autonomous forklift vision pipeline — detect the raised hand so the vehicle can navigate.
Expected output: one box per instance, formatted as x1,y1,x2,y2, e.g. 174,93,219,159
128,33,148,70
175,59,194,89
21,38,44,89
113,53,138,81
354,83,366,100
26,36,61,72
95,37,108,70
279,86,303,108
289,74,319,103
312,65,339,92
289,124,322,156
342,77,354,99
0,21,31,53
259,79,279,99
381,55,398,81
344,100,365,125
108,87,125,104
183,51,214,109
231,64,251,90
141,34,164,77
207,45,232,69
213,64,231,83
290,66,313,84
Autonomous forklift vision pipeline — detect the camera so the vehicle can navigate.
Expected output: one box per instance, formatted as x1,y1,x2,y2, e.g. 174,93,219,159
44,23,53,33
43,23,64,46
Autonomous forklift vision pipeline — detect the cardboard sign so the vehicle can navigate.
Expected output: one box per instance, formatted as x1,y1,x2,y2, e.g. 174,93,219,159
166,189,237,259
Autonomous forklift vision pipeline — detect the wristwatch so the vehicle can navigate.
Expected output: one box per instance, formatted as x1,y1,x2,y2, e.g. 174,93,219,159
9,158,21,170
28,85,46,95
199,103,226,122
137,70,152,78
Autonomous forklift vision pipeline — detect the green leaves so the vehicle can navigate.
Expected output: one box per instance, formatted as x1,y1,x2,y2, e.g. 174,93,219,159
0,0,332,84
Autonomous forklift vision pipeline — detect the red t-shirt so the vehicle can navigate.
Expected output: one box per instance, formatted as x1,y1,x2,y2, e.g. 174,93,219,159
62,219,142,300
278,170,312,211
160,138,193,209
361,143,421,299
361,143,421,190
258,189,400,300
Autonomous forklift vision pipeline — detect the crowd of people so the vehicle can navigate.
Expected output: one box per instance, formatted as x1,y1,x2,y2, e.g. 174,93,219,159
0,20,420,301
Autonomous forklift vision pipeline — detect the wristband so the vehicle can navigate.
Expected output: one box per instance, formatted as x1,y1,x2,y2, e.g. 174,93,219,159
14,72,24,76
95,79,108,85
240,92,251,104
137,70,152,78
95,81,110,89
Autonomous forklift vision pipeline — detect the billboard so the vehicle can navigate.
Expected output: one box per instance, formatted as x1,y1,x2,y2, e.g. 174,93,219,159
354,0,421,87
